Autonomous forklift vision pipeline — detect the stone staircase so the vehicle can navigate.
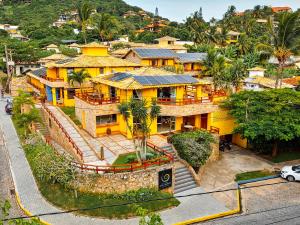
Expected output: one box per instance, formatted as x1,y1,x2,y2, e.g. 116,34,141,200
160,145,198,194
45,105,105,165
174,166,198,194
161,145,179,161
35,109,50,139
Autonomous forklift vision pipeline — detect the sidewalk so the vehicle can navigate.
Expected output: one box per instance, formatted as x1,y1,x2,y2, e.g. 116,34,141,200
0,99,228,225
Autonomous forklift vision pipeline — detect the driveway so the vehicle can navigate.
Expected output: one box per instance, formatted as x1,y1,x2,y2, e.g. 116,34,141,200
199,146,274,209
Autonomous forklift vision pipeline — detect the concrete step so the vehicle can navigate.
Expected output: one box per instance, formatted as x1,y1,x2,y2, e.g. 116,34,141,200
175,169,190,176
175,172,193,181
176,167,188,173
175,176,195,186
175,180,197,191
174,183,198,194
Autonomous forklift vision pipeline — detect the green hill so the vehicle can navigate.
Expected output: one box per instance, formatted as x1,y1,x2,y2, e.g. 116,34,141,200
0,0,160,44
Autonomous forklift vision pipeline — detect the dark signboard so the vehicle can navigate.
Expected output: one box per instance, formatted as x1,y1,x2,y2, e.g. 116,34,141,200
158,169,172,190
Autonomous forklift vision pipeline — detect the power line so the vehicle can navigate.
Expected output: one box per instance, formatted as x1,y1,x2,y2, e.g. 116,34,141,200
2,179,290,222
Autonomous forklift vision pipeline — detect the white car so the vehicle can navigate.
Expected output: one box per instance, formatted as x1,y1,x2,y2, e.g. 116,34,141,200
281,165,300,182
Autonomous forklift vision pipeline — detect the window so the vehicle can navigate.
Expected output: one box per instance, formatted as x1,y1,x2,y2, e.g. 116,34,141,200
99,68,104,74
133,90,142,99
96,114,117,125
157,116,175,133
67,68,74,76
67,89,76,99
162,59,168,66
151,60,157,67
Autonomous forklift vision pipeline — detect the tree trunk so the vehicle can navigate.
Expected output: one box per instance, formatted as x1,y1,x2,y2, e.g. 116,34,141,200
272,140,278,158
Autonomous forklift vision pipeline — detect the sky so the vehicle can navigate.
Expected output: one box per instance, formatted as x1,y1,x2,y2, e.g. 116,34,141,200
124,0,300,22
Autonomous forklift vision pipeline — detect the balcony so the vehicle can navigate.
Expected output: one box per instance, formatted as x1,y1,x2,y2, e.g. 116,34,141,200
75,92,120,105
157,97,212,105
157,97,217,117
44,77,64,82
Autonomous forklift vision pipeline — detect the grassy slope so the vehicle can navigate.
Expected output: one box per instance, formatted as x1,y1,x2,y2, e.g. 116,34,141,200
13,117,179,219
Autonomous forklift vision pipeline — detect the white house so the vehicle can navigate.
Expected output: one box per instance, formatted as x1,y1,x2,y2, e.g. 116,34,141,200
247,67,266,78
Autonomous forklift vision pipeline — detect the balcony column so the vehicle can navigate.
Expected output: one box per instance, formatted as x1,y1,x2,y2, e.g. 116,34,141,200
51,87,57,106
196,85,202,100
176,86,184,101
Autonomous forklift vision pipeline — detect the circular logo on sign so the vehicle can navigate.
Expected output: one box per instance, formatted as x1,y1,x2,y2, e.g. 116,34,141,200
161,173,170,182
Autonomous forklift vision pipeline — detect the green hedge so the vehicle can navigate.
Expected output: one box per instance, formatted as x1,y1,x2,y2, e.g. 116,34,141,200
170,130,214,168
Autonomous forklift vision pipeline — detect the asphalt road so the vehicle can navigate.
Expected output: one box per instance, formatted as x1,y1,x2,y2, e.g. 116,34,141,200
201,203,300,225
200,179,300,225
0,98,23,218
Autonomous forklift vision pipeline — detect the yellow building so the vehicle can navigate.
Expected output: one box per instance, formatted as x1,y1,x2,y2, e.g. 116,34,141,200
27,42,141,106
74,68,219,138
226,31,241,44
123,48,178,67
175,53,207,76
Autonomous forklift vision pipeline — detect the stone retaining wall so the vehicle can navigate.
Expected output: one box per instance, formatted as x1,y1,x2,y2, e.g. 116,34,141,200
41,107,82,162
75,164,175,194
198,134,220,182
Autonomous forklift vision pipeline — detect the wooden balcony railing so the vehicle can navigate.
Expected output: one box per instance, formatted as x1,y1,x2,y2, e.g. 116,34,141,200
211,90,227,98
76,92,120,105
44,77,64,82
157,97,212,105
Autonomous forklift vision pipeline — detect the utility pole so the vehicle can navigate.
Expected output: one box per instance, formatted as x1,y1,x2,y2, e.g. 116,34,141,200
4,45,13,94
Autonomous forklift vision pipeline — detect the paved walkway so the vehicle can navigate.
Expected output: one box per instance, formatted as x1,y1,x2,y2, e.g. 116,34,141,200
0,99,229,225
46,105,107,166
200,146,274,209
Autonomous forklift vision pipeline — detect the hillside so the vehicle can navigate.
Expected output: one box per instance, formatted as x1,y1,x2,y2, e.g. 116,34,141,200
0,0,161,43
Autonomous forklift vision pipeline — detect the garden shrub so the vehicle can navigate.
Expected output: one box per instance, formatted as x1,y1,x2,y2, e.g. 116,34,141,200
126,154,137,163
170,130,214,168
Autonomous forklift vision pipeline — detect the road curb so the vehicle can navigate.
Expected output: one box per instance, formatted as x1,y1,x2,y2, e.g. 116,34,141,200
174,175,282,225
173,184,241,225
15,192,51,225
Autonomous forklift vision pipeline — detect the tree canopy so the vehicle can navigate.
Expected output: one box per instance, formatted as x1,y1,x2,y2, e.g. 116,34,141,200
222,89,300,156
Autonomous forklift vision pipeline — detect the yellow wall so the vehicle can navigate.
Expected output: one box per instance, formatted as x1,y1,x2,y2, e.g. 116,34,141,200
232,134,248,148
81,47,108,56
175,117,183,131
210,108,235,136
141,59,175,67
47,68,58,79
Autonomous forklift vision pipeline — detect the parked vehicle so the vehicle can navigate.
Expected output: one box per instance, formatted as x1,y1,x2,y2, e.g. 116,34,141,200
5,100,13,115
219,139,232,152
281,165,300,182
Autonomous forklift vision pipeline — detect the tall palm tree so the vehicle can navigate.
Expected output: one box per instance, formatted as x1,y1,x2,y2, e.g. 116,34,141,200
227,59,247,92
76,1,93,44
67,69,91,94
92,13,120,42
256,12,300,88
118,98,161,162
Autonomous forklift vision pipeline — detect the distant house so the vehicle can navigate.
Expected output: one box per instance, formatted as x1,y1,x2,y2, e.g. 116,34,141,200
45,44,60,53
247,67,266,78
271,6,292,13
227,31,240,44
176,53,207,76
68,43,81,53
154,36,187,53
244,77,294,91
38,53,70,66
15,62,41,76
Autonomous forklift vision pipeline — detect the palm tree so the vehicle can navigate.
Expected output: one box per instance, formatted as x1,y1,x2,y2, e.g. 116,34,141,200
118,98,161,162
92,13,120,42
256,12,300,88
227,59,247,92
76,1,93,44
67,69,91,93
